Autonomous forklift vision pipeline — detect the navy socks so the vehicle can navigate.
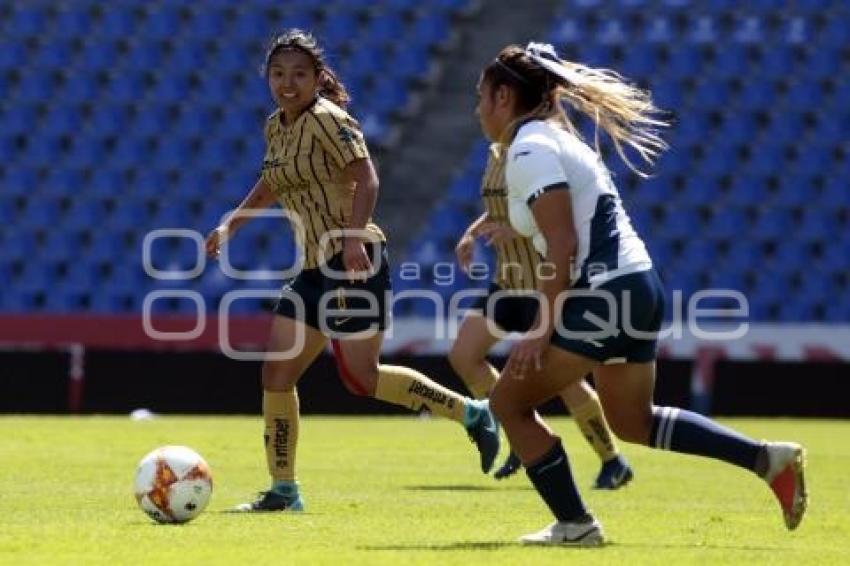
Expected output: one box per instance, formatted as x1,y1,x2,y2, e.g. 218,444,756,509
525,440,588,522
650,406,761,472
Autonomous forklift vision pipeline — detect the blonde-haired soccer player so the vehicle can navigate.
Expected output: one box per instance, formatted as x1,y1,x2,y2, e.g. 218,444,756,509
476,42,805,544
451,142,633,488
204,29,499,512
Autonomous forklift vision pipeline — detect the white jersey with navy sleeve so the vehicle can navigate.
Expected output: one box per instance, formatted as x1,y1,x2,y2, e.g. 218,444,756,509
504,120,652,289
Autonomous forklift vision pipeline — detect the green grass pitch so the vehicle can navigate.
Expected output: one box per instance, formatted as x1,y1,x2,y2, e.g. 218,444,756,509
1,416,848,565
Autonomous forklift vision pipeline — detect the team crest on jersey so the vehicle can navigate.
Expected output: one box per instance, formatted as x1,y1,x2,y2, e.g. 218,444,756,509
337,126,356,144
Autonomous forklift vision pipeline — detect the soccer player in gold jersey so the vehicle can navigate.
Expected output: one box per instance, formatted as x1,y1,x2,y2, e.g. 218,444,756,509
204,29,499,512
451,143,633,488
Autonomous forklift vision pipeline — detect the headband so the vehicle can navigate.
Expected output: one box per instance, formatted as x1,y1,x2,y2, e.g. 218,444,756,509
493,58,531,85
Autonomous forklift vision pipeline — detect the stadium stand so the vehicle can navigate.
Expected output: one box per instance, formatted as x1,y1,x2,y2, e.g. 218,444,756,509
1,0,847,325
400,1,850,321
0,0,473,314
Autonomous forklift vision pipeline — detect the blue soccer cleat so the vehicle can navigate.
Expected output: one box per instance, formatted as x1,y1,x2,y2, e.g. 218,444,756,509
592,454,634,490
233,487,305,512
465,400,501,474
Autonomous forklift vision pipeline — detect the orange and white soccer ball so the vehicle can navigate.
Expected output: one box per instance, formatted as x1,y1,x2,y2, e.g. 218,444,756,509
134,446,213,523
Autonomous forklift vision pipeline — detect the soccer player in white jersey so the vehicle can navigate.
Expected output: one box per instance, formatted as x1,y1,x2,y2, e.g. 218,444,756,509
475,42,807,545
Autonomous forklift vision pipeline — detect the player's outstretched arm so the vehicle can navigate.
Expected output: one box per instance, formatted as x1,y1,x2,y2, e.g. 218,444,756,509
205,177,276,258
456,212,488,273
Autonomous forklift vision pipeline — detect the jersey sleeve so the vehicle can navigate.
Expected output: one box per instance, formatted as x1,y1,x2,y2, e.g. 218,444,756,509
505,139,569,205
311,108,370,169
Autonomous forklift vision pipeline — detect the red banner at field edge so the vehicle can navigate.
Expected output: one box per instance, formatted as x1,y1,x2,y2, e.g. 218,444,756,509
0,314,272,351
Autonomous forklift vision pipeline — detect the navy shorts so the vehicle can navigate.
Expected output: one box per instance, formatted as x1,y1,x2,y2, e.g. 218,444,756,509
550,268,665,364
274,242,391,335
472,283,539,333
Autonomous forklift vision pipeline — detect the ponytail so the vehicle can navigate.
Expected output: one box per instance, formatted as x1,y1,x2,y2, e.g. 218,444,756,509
484,43,669,176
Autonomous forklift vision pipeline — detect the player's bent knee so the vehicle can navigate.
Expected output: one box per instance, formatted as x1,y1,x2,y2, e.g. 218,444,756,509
261,361,299,392
489,386,517,423
608,412,652,445
332,356,377,397
448,346,473,375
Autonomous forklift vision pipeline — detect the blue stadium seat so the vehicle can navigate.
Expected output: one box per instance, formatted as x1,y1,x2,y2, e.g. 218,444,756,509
0,136,18,164
715,112,757,145
552,18,585,44
712,45,750,79
686,16,719,45
106,73,148,103
726,175,768,206
751,209,793,241
78,39,121,70
65,72,101,104
53,8,92,39
188,10,226,39
643,16,674,44
17,71,56,100
705,208,746,241
737,80,777,110
390,48,431,79
723,240,762,271
798,208,839,242
762,112,804,143
658,208,701,239
139,7,182,40
412,14,449,45
4,6,48,39
745,145,784,176
679,239,719,268
596,19,629,45
0,40,26,71
621,48,658,79
822,17,850,47
785,81,824,108
32,40,75,68
732,16,766,44
366,13,406,45
791,146,831,177
98,8,136,39
756,45,796,78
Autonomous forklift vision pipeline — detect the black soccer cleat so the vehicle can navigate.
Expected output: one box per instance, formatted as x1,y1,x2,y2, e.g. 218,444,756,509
493,451,522,480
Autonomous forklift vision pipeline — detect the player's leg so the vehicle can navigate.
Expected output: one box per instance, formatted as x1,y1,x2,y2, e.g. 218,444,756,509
448,312,501,399
594,362,807,530
333,331,500,473
559,379,632,489
490,348,604,545
235,314,327,512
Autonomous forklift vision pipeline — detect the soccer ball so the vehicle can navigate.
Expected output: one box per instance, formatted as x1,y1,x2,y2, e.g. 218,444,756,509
133,445,213,523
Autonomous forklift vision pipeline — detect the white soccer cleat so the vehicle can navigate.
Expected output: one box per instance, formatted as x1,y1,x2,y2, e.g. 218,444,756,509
763,442,807,530
519,517,605,546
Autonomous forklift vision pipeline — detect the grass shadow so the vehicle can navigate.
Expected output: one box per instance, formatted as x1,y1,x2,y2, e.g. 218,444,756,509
614,541,779,552
360,541,517,552
404,484,532,492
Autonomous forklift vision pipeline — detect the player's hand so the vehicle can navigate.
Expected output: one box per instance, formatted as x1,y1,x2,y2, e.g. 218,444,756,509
454,232,474,273
342,237,372,282
504,330,551,380
477,221,518,246
204,225,228,259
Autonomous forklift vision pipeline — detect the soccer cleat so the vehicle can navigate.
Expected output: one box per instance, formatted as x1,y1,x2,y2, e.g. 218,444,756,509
763,442,807,530
466,400,501,474
519,516,605,546
592,454,634,490
493,451,522,480
233,490,305,512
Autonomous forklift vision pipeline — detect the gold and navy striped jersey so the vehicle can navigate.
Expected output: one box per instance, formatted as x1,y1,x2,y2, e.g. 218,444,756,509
481,143,539,290
261,96,385,269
